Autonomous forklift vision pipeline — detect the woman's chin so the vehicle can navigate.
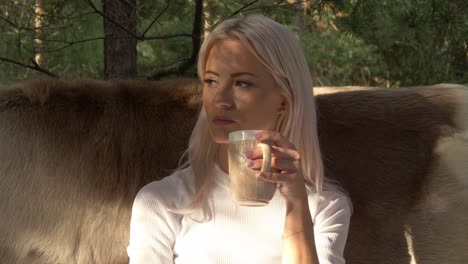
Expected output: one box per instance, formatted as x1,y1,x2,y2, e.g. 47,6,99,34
211,134,229,144
209,129,230,144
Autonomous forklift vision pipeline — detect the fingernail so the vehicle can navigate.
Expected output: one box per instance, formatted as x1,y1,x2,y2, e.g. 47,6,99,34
255,133,262,139
245,151,253,158
259,172,267,178
247,161,254,167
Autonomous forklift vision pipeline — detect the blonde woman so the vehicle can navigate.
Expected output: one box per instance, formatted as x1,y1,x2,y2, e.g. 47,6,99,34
127,14,352,264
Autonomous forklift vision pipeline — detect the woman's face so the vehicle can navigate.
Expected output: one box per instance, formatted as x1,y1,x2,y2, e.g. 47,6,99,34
202,38,285,144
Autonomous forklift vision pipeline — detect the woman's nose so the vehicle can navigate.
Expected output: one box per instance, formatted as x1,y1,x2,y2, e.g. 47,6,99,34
214,85,234,109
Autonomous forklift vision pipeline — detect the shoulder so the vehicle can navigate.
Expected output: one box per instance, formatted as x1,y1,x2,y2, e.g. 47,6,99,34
307,190,352,263
307,189,353,224
134,166,195,209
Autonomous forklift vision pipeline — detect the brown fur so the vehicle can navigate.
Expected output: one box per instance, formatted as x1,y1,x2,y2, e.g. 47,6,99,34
317,85,468,263
0,79,467,263
0,78,201,264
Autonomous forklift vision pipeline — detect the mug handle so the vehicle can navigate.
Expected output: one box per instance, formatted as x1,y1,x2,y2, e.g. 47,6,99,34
258,143,272,172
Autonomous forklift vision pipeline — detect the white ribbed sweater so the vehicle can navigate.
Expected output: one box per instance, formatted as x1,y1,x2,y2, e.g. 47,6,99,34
127,165,352,264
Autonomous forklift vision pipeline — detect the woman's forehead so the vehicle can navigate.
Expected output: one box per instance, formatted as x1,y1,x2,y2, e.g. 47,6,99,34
205,39,268,75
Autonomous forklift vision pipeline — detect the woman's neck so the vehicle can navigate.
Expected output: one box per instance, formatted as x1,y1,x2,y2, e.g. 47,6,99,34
217,144,229,174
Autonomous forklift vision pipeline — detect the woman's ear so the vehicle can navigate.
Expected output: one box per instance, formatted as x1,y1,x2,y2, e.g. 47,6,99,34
277,99,287,115
275,99,287,131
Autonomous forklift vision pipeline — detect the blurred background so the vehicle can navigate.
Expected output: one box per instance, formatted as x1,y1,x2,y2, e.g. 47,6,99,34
0,0,466,86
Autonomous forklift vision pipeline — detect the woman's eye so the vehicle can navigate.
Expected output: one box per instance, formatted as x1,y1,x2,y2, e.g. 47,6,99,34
203,79,217,87
235,81,251,88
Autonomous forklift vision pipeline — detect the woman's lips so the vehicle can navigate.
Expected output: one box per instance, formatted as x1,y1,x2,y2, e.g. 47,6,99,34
213,117,236,126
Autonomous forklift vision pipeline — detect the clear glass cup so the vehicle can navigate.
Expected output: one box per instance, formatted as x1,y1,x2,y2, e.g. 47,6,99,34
228,130,277,206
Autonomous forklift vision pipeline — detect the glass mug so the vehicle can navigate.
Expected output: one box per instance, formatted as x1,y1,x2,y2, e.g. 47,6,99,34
228,130,277,206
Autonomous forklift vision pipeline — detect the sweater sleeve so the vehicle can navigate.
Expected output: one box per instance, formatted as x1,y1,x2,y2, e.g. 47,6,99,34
127,183,180,264
311,192,352,264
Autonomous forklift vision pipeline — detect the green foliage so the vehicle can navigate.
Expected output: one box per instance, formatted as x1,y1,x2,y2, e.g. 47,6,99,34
335,0,467,86
0,0,104,84
136,0,195,77
0,0,466,86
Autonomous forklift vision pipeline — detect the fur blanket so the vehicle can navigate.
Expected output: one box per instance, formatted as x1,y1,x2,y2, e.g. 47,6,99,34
0,78,467,263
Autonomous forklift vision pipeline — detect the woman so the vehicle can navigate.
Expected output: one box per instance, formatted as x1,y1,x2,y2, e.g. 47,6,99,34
127,14,352,264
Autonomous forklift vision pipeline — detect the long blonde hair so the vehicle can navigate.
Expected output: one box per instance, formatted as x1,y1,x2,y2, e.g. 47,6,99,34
174,14,337,214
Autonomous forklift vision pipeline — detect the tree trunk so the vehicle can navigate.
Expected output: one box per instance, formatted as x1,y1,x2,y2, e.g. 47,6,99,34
203,0,210,39
287,0,306,32
103,0,137,79
34,0,45,66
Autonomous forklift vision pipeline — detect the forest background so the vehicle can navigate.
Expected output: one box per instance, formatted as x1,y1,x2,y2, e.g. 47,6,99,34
0,0,466,87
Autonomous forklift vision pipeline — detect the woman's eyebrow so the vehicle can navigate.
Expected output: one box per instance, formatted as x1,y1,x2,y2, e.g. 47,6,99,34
205,70,219,76
205,70,258,78
232,72,258,78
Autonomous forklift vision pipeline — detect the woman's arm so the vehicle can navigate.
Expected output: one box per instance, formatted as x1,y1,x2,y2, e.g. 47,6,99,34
281,198,319,264
281,193,351,264
251,131,351,264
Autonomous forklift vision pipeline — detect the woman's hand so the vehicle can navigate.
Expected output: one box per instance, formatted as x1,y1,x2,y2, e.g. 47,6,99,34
245,130,307,204
247,131,319,264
